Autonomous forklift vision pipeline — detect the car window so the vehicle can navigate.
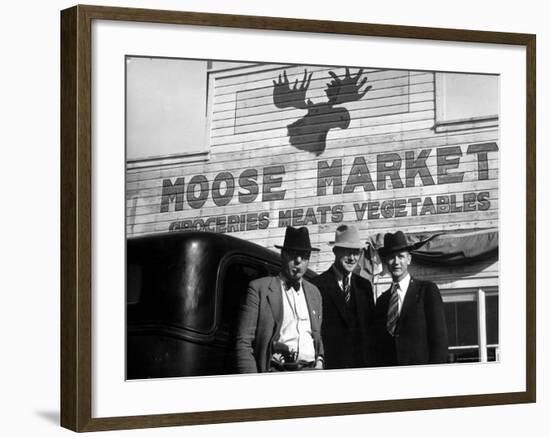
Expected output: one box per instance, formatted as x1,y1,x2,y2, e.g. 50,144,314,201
218,259,271,337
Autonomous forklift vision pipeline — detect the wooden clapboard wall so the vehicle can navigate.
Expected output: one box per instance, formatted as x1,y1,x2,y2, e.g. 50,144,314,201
126,63,499,288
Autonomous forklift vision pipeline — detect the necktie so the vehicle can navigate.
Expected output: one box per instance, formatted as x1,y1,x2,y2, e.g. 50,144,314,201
286,280,300,292
342,274,351,305
386,283,400,336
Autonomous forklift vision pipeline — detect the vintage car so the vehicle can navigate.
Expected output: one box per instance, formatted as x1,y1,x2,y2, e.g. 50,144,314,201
127,231,317,379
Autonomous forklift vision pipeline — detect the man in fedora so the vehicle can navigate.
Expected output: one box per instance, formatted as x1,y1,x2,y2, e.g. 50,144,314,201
310,224,376,369
372,231,449,366
235,226,325,373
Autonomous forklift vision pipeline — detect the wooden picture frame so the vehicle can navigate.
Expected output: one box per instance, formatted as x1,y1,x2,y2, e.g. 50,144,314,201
60,4,536,432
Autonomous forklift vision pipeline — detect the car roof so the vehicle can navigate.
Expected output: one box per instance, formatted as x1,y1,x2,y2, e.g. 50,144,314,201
128,231,316,336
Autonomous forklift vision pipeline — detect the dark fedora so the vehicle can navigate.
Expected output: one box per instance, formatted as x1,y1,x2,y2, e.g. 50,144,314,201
378,230,426,257
275,226,320,252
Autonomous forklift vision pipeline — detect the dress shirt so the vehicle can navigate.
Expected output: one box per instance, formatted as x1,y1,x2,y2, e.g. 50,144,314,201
394,273,411,314
278,278,316,362
331,265,352,293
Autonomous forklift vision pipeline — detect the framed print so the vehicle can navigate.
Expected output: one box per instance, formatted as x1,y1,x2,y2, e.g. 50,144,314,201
60,4,536,432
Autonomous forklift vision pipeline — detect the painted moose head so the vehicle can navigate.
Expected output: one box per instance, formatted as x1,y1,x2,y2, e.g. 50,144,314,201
273,68,372,155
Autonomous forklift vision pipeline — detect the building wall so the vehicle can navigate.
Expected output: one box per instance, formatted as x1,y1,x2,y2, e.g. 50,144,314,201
126,62,499,290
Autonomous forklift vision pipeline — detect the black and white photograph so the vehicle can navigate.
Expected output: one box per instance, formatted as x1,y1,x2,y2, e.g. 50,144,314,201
1,0,545,435
125,57,500,379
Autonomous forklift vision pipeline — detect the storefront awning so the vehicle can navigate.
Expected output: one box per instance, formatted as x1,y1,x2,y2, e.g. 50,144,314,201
356,228,499,279
370,228,499,265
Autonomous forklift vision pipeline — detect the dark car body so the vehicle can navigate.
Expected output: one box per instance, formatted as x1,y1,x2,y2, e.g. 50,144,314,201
127,231,317,379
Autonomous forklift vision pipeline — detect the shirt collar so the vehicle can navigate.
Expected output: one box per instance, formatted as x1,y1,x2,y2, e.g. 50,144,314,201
331,264,351,283
394,273,411,293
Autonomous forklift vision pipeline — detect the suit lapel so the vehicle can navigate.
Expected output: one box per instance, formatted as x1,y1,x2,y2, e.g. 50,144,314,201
352,275,367,331
266,277,283,329
303,281,321,332
399,277,418,323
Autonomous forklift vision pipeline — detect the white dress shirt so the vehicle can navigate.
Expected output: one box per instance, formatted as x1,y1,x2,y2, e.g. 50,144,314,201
278,279,316,363
331,265,352,293
394,273,411,314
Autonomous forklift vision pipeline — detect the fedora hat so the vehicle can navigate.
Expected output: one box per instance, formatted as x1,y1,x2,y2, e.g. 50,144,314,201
378,231,426,257
275,226,320,252
329,224,364,249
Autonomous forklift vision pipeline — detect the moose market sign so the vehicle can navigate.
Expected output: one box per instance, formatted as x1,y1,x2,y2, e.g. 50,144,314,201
162,142,498,233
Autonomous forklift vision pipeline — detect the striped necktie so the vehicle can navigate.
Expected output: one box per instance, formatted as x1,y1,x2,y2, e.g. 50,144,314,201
386,283,400,336
342,274,351,305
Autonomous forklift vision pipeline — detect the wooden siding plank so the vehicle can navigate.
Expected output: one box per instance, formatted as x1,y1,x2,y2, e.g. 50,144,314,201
213,66,421,90
212,99,434,131
212,81,434,115
127,129,498,182
213,72,432,105
210,116,436,151
214,68,426,95
216,102,435,137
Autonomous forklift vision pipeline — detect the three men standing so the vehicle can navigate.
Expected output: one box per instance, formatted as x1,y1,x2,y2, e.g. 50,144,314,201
235,226,449,373
310,225,376,369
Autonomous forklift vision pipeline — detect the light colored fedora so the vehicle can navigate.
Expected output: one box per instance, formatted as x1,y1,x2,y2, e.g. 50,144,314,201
329,224,365,249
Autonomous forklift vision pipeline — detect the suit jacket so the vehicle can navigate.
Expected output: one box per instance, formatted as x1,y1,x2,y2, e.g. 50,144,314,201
310,269,375,369
373,277,449,366
235,276,324,373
